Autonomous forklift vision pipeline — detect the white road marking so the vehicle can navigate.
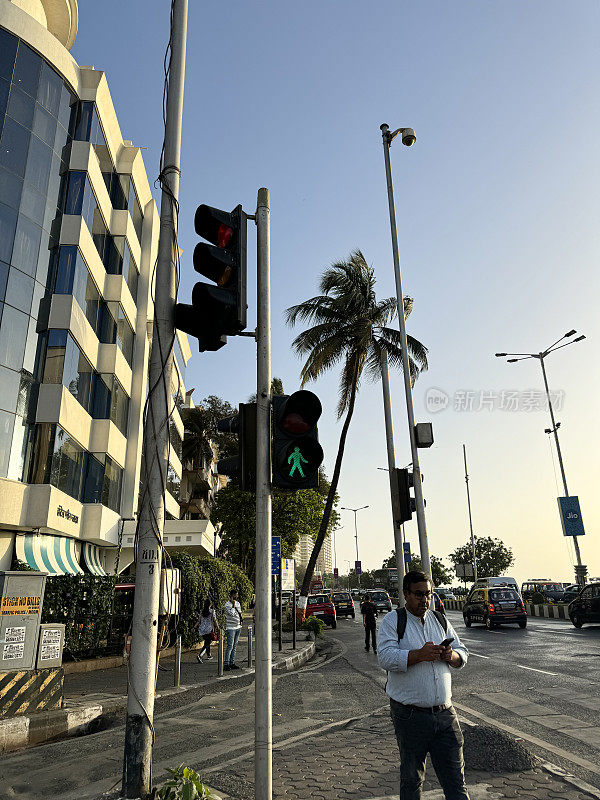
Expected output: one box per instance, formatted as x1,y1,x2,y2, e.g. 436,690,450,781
469,652,490,659
518,664,559,676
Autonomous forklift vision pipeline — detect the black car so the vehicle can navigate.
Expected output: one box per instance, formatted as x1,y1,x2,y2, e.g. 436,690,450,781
463,586,527,629
365,590,393,613
568,583,600,628
330,590,355,619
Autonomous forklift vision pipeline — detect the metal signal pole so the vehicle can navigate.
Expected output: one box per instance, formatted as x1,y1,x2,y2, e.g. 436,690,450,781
380,123,431,580
122,1,187,796
462,444,478,584
255,187,272,800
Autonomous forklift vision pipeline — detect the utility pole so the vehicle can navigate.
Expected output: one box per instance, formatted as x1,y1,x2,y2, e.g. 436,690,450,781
122,1,187,797
380,123,431,579
381,351,406,606
462,444,478,584
255,187,272,800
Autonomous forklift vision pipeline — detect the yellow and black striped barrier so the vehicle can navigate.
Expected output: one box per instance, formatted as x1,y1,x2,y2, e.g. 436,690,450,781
0,668,63,718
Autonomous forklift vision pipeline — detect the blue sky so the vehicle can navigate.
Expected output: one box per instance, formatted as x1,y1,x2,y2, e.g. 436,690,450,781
73,1,600,584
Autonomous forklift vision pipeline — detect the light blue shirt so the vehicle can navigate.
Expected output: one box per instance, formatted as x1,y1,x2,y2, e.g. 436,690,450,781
377,608,468,707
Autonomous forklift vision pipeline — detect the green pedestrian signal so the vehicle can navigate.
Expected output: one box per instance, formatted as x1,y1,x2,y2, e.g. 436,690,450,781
272,391,324,490
288,446,308,478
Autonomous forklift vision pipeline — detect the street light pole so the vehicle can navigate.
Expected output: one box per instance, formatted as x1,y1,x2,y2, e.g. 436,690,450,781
380,123,431,580
462,445,477,584
380,350,406,607
341,506,369,590
495,330,586,584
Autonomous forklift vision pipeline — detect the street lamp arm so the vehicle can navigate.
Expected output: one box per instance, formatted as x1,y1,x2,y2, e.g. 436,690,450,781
546,337,586,355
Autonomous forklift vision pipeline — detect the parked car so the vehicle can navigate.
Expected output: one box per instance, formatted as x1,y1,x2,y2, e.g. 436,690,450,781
329,591,355,618
521,580,565,604
365,590,393,613
568,583,600,628
463,585,527,629
562,584,581,604
433,592,446,615
305,594,337,628
436,588,456,601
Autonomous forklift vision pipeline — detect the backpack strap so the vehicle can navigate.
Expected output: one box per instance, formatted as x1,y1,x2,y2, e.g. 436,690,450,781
433,610,448,633
396,606,407,641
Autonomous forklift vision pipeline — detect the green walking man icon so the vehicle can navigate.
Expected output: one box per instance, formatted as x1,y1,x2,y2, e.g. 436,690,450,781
288,446,308,478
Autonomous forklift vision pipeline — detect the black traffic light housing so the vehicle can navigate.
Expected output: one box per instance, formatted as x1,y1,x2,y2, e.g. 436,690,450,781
271,391,324,490
216,403,256,491
395,468,425,523
174,203,247,352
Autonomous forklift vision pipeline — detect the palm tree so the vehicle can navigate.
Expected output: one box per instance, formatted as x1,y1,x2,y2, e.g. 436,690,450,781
285,250,428,599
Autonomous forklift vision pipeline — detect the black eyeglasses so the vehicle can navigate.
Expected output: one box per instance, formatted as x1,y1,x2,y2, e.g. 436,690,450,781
408,590,432,599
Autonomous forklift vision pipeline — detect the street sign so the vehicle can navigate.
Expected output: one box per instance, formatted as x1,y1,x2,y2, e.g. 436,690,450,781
271,537,281,575
455,563,475,579
558,496,585,537
281,558,295,590
403,542,411,565
355,560,361,575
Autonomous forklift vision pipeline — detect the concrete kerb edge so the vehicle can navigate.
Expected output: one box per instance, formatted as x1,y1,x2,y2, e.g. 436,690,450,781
540,760,600,800
0,640,316,753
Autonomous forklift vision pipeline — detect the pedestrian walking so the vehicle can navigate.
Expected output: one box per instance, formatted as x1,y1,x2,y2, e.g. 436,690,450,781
378,570,470,800
224,588,242,671
360,593,378,653
196,599,216,663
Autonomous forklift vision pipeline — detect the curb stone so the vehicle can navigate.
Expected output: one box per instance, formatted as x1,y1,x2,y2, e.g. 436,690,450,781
0,640,315,754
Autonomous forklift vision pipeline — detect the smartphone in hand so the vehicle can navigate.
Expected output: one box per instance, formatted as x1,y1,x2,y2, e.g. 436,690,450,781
440,637,455,648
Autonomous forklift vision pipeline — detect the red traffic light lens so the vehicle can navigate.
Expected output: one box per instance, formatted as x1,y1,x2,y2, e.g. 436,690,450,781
282,412,310,435
217,223,234,248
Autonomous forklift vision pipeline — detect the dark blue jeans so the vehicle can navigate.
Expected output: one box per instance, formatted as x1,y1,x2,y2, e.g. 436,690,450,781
390,699,470,800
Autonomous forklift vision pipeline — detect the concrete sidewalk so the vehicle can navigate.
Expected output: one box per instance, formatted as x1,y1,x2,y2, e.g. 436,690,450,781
0,633,314,754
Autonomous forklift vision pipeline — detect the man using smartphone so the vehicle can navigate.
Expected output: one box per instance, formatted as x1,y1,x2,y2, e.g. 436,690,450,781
378,571,470,799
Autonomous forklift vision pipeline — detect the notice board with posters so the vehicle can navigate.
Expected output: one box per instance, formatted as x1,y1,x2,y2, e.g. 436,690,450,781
0,571,47,672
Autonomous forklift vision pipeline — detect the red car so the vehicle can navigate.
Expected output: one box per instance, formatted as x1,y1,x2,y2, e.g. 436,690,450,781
305,593,337,628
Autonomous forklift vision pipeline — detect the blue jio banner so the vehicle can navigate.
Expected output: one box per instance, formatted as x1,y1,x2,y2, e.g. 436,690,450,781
403,542,411,564
557,497,585,537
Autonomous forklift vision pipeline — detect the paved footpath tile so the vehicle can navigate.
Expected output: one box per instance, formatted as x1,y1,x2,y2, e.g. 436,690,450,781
210,710,599,800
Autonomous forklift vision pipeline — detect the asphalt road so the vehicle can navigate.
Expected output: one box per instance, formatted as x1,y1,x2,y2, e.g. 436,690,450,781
0,604,598,799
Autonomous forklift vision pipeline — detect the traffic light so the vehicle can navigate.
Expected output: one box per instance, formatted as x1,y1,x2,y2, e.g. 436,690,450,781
174,203,247,352
271,391,324,490
395,468,425,523
216,403,256,491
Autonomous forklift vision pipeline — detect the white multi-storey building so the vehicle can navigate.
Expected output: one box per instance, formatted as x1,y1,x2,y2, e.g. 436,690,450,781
293,533,332,576
0,0,215,574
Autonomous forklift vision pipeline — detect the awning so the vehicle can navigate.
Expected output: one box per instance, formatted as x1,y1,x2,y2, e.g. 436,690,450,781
16,534,85,576
83,543,107,576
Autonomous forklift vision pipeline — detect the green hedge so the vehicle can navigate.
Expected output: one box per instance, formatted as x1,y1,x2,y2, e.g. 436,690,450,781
41,574,117,657
167,552,253,647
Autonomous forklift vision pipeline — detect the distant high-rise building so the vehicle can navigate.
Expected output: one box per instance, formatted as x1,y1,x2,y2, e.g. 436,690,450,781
293,533,332,576
0,0,214,574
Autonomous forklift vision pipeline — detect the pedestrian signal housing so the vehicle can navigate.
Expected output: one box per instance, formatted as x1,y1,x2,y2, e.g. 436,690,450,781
216,403,257,491
174,203,247,352
272,391,323,490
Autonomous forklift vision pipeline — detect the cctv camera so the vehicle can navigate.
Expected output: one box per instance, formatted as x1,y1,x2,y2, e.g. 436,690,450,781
401,128,416,146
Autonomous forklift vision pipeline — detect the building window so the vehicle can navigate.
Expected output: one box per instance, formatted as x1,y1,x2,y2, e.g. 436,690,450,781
105,235,138,301
29,422,123,510
64,172,109,264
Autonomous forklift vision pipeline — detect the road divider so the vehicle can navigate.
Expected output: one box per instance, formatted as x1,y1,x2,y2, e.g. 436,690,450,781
443,599,571,619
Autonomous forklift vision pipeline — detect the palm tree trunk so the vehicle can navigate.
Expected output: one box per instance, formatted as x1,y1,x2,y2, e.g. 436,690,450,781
299,374,359,601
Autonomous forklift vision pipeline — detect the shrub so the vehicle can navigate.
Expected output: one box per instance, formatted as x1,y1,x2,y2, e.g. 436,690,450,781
303,615,325,639
167,552,253,647
41,574,117,658
156,765,213,799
